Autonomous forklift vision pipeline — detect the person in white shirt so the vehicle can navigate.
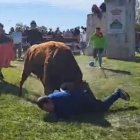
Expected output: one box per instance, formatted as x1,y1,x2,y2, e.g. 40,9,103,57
80,27,87,55
11,27,22,59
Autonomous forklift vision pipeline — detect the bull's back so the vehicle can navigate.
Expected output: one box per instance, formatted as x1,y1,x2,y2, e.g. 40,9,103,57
24,41,71,78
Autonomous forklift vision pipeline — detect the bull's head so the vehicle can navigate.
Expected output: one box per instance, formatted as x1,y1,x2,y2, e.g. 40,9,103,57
60,81,96,99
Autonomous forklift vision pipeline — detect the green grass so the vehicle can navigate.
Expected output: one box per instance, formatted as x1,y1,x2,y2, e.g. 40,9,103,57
0,55,140,140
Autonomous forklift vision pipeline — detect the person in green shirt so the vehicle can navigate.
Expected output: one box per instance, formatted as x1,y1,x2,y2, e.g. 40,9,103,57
89,27,107,68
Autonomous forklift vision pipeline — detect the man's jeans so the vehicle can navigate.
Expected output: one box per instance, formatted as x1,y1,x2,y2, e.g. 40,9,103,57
82,91,120,113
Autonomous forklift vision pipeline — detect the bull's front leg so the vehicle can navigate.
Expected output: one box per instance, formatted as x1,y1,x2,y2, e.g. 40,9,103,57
19,69,31,96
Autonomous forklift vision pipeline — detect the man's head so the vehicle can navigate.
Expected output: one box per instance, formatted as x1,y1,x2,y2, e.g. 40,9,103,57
30,20,37,29
95,27,103,37
37,96,54,112
60,82,75,92
15,27,21,32
96,27,101,33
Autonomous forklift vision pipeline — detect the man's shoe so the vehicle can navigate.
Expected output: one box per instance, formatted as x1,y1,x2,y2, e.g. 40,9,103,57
115,88,130,101
89,61,96,67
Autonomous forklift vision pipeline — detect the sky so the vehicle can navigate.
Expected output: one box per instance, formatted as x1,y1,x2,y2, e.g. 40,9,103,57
0,0,104,33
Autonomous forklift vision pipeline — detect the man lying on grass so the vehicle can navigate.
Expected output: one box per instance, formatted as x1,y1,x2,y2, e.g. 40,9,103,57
37,81,130,120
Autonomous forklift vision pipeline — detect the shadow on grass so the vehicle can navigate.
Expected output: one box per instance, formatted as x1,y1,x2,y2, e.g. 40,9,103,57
102,67,131,75
135,56,140,63
0,80,39,104
43,113,111,127
43,106,138,127
0,80,23,96
109,106,138,114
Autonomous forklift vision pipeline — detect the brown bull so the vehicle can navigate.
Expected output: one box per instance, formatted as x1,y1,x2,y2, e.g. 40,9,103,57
19,41,83,96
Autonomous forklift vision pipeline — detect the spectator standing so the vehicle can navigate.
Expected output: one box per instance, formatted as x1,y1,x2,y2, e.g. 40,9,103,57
73,27,80,42
11,27,23,59
54,27,62,39
47,28,53,36
27,20,43,46
91,4,102,19
80,27,87,55
22,26,30,53
89,27,107,68
100,2,106,13
9,27,14,35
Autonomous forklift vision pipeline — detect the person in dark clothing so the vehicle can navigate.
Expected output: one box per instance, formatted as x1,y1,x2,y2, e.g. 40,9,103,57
91,4,102,19
27,20,43,46
74,27,80,36
100,2,106,13
9,27,14,35
47,28,53,36
0,23,12,44
72,27,80,43
37,82,130,119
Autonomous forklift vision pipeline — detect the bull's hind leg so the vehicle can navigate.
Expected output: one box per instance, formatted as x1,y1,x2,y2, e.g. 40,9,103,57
42,63,52,95
19,69,31,96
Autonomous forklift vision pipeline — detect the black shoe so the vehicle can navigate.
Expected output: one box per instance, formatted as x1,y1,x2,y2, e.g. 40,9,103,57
0,72,4,80
114,88,130,101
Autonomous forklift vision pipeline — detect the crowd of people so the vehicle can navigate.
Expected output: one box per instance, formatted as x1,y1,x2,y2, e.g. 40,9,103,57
0,20,88,79
6,20,87,59
8,21,81,40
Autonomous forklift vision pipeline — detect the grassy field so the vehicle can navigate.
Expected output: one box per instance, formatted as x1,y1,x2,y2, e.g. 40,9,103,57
0,55,140,140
